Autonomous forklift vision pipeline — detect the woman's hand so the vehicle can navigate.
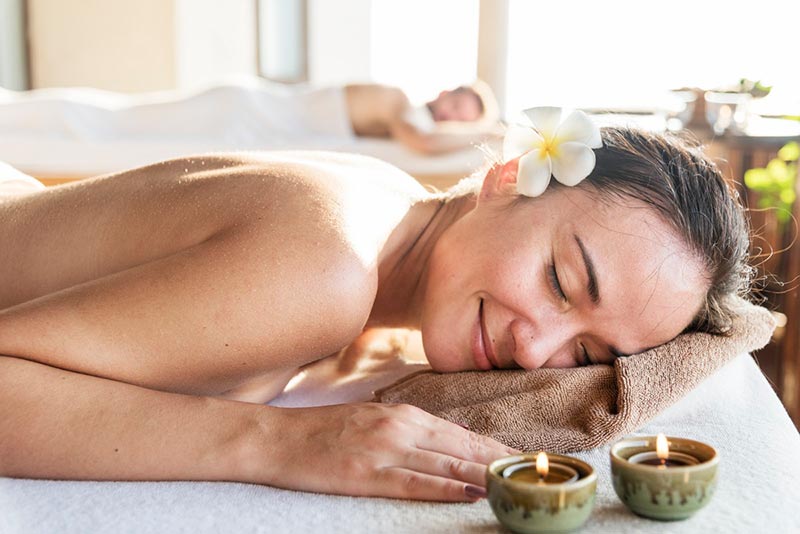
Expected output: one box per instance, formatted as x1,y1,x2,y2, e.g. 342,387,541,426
245,403,519,501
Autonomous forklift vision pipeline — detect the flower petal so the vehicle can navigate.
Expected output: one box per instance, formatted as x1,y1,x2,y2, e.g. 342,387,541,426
503,124,544,162
523,107,563,140
550,142,597,186
516,150,552,197
554,110,602,148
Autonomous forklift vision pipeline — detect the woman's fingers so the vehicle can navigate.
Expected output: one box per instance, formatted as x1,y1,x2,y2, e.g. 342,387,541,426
377,467,487,502
258,403,519,502
407,409,519,465
400,449,487,487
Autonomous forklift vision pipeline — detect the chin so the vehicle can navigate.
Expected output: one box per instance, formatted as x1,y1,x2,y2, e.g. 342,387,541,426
420,329,465,373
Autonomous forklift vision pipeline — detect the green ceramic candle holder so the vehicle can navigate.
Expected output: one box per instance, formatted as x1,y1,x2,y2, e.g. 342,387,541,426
486,453,597,534
610,435,719,521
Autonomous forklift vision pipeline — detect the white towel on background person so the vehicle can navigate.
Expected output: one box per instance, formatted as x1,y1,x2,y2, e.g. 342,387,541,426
0,161,44,197
402,105,436,133
0,79,355,146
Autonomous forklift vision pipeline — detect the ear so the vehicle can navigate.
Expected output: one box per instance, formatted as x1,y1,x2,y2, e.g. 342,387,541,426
479,158,519,201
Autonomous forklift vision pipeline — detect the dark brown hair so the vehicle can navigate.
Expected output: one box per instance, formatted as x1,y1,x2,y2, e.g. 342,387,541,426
584,127,753,335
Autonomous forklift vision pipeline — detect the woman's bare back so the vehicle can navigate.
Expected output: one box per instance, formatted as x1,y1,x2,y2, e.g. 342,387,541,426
0,151,424,399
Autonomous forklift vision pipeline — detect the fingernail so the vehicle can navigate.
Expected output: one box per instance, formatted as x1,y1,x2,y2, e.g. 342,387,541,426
465,484,487,500
457,422,470,430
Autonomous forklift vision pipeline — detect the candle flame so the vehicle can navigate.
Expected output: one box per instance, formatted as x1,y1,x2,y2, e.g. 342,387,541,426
536,452,549,477
656,433,669,460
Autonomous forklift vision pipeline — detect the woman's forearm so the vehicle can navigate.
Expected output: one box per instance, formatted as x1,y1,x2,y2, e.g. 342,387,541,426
0,354,518,501
0,354,267,482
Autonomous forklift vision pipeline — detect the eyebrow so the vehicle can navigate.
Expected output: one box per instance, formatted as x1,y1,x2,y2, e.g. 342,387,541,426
574,234,600,305
573,234,629,361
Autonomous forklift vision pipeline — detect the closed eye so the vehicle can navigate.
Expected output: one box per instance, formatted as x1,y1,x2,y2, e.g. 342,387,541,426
579,343,592,366
547,258,567,302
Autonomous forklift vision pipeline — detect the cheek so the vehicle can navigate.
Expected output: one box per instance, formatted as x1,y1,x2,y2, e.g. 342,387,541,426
418,255,469,370
422,212,544,315
482,228,543,299
420,242,471,326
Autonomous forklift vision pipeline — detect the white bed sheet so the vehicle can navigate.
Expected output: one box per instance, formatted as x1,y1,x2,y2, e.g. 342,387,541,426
0,133,491,182
2,353,799,534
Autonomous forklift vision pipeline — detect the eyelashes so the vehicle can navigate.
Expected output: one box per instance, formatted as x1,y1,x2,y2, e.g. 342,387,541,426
580,343,592,366
548,258,593,367
547,260,567,302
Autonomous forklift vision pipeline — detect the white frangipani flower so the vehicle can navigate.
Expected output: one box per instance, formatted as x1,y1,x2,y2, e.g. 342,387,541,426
503,107,602,197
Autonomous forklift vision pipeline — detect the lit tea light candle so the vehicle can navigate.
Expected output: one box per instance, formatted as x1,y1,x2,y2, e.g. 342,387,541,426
610,434,719,521
487,453,597,533
502,452,580,484
627,433,700,468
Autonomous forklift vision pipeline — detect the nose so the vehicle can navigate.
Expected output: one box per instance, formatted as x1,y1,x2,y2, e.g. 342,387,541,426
509,316,580,369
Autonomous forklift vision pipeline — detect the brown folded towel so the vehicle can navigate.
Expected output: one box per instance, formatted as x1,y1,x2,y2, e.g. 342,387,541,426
375,301,775,452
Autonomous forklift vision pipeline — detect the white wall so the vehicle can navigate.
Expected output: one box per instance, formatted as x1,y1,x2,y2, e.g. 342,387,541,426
27,0,177,92
477,0,507,116
174,0,257,89
369,0,480,104
307,0,372,85
26,0,257,92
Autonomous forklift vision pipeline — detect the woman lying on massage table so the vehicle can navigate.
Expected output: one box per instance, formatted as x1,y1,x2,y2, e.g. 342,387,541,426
0,79,501,155
0,109,751,502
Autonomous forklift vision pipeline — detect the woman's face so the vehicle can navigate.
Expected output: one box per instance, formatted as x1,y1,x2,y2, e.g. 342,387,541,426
420,160,708,372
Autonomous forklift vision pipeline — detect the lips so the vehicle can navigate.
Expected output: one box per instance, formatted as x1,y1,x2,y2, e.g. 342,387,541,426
479,300,500,369
471,299,492,370
471,299,499,371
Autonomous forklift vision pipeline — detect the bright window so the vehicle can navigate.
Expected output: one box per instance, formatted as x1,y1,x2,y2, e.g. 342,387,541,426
0,0,28,90
369,0,480,104
505,0,800,116
258,0,307,83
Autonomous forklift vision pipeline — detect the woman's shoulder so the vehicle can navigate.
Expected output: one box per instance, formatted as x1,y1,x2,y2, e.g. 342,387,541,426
224,150,426,213
151,151,428,277
152,150,427,201
252,151,427,341
221,150,427,332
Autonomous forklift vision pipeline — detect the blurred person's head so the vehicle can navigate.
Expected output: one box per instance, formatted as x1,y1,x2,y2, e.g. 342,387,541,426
427,80,499,123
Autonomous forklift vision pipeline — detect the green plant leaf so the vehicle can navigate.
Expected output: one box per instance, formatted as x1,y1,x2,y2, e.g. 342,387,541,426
778,141,800,162
780,188,796,204
776,178,794,190
767,159,790,181
744,168,772,189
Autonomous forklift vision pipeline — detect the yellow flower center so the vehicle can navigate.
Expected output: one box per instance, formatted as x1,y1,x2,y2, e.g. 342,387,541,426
538,137,559,160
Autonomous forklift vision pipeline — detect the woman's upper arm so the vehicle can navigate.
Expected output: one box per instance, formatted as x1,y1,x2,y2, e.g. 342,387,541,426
0,180,376,396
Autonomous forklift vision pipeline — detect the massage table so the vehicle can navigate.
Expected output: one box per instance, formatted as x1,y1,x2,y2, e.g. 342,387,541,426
1,351,799,534
0,79,493,191
1,161,797,533
0,133,489,191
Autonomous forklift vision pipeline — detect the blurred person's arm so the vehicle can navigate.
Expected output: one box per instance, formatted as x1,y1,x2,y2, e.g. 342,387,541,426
388,119,503,155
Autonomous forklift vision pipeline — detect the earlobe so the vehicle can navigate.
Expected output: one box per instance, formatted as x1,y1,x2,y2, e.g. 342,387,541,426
479,158,519,201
